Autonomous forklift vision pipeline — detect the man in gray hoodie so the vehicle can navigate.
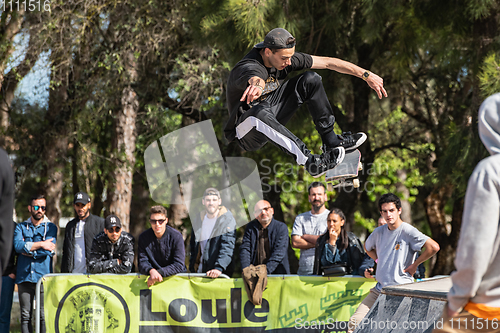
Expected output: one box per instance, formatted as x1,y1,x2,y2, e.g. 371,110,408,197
433,94,500,332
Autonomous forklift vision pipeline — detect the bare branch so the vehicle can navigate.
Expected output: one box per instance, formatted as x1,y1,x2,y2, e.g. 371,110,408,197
161,97,208,122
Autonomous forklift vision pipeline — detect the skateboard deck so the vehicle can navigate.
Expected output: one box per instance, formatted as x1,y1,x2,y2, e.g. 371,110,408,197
325,149,362,189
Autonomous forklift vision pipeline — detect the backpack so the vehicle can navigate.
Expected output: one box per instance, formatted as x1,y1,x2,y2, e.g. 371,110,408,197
347,232,365,273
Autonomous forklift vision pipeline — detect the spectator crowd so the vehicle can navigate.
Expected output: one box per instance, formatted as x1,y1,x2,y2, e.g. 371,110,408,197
0,183,442,333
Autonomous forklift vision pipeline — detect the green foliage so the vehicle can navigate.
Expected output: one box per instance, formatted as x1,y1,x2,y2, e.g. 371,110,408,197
365,150,425,202
354,211,376,233
439,120,488,195
194,0,297,62
479,52,500,99
4,0,500,277
170,48,230,111
366,106,428,201
465,0,498,20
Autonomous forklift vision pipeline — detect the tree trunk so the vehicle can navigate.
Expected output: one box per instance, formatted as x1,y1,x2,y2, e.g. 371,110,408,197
91,114,112,217
433,196,463,275
0,11,40,145
396,169,412,224
424,185,454,275
0,9,25,96
330,41,376,231
107,85,138,232
167,115,195,230
129,170,150,240
129,168,150,270
41,49,70,225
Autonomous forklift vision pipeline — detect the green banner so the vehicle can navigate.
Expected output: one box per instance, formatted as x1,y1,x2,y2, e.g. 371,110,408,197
43,275,376,332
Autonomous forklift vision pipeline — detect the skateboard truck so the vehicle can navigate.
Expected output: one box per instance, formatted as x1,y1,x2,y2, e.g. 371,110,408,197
325,149,363,190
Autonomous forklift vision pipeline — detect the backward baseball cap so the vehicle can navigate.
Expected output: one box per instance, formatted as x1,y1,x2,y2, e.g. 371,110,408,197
254,28,296,49
203,187,220,199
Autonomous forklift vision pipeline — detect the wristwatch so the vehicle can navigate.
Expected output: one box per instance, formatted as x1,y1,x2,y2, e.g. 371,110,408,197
362,71,370,81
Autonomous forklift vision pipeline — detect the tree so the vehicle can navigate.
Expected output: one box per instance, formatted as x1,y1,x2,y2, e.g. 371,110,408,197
191,0,500,275
0,10,46,143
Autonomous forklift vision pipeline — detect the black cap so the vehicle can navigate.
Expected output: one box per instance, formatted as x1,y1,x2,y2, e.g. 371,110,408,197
254,28,296,49
105,214,122,229
74,192,91,205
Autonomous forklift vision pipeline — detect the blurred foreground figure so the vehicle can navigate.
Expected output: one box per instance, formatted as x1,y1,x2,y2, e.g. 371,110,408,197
0,148,14,292
433,94,500,332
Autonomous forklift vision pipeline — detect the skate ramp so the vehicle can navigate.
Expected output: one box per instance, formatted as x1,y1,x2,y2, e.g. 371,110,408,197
354,277,451,333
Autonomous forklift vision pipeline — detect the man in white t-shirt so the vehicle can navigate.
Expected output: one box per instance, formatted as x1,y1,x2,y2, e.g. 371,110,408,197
348,193,440,333
292,182,330,275
189,188,236,278
61,192,105,273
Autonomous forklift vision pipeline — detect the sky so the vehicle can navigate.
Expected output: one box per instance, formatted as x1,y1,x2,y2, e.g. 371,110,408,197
5,33,51,108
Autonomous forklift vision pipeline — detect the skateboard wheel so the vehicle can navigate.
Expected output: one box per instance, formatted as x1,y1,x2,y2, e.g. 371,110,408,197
358,162,363,171
353,179,360,188
327,183,333,192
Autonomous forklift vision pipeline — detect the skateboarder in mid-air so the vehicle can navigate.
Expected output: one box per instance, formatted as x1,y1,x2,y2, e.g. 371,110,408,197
224,28,387,177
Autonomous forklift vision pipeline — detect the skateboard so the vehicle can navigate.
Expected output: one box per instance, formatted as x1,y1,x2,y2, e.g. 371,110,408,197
325,149,362,190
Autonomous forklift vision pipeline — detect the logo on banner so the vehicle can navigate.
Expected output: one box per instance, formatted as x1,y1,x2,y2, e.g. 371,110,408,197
55,283,130,333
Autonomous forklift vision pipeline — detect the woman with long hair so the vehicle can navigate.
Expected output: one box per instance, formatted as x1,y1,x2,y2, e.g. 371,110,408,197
313,208,364,276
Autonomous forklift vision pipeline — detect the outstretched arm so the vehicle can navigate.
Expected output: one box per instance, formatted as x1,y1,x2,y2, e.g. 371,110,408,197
311,56,387,99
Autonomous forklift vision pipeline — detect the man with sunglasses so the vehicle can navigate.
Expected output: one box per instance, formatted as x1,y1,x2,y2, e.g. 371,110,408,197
225,28,387,178
240,200,290,275
61,192,105,273
189,188,236,278
138,205,186,287
14,195,57,333
87,214,135,274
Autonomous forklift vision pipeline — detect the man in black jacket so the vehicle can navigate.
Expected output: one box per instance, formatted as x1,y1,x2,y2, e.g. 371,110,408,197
87,215,135,274
225,28,387,177
189,188,236,278
240,200,289,274
138,205,186,287
61,192,105,273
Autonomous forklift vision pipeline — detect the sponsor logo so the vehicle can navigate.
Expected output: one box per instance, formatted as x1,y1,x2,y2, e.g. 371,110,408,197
55,283,130,333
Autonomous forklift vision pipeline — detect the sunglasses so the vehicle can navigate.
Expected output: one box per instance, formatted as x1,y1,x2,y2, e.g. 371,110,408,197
33,205,46,211
150,219,166,225
107,227,121,233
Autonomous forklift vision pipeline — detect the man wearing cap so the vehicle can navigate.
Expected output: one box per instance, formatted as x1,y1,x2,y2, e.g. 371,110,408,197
225,27,388,177
87,215,135,274
189,187,237,278
138,205,186,287
61,192,105,273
